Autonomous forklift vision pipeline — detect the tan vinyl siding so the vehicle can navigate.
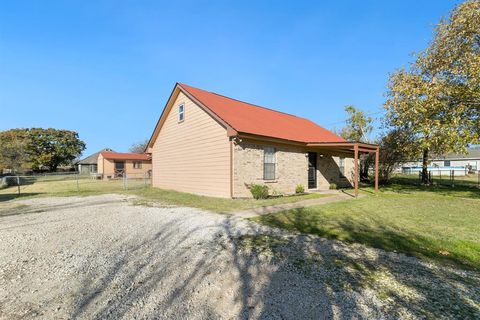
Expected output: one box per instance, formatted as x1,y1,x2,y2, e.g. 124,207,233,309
151,92,231,197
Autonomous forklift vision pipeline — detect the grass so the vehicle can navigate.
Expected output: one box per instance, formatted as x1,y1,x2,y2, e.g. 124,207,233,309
253,174,480,270
129,187,327,212
3,173,479,268
0,177,327,213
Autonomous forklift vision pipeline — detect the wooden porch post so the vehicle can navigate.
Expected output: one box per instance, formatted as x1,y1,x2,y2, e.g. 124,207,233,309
375,147,379,195
354,143,359,198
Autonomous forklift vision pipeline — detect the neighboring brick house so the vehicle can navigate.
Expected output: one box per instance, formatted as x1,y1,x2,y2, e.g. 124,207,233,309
76,148,113,175
146,83,379,198
97,151,152,180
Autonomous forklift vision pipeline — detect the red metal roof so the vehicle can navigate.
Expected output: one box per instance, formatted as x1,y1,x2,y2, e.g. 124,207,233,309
178,83,345,143
100,152,151,161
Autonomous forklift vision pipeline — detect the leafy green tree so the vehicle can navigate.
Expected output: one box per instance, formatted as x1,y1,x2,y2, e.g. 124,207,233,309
0,128,86,172
384,0,480,183
0,129,29,173
339,105,374,180
339,105,373,142
377,129,417,183
128,139,149,153
26,128,86,171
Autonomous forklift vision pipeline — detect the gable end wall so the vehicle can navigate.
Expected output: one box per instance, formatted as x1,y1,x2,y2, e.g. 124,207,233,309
151,92,231,197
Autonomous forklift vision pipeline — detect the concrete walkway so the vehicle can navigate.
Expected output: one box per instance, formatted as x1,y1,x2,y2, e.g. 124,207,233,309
232,190,357,218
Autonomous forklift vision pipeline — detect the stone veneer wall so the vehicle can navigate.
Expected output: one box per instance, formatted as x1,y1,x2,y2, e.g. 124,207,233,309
233,141,308,198
233,141,356,198
317,153,355,189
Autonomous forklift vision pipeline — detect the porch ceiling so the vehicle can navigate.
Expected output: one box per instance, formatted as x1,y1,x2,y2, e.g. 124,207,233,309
307,142,379,157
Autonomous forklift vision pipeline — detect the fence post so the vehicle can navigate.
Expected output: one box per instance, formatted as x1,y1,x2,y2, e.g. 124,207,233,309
17,176,20,195
123,174,127,190
76,172,79,192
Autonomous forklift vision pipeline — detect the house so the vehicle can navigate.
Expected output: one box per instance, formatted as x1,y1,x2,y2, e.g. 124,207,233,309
146,83,379,198
76,148,113,175
97,151,152,179
401,147,480,175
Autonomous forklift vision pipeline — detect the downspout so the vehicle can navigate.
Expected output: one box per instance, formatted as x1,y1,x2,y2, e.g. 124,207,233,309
228,130,238,199
230,138,234,198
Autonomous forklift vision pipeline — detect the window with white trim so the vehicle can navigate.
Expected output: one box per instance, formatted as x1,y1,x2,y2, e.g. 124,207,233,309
133,161,142,169
178,104,185,122
263,147,276,180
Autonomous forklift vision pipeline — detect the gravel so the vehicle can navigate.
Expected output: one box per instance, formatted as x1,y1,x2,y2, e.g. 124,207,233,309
0,194,479,319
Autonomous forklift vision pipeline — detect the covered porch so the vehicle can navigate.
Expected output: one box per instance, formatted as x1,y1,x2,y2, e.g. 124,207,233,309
307,142,380,198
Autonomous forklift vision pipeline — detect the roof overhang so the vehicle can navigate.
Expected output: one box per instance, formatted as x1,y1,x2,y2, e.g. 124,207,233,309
307,142,379,157
236,132,307,147
307,141,378,151
235,133,379,155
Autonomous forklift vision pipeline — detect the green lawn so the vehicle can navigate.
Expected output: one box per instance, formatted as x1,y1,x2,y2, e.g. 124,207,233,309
0,177,327,213
253,175,480,270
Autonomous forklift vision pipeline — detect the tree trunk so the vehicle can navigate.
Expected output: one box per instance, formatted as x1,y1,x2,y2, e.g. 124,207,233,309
421,149,429,184
359,154,373,182
360,159,369,181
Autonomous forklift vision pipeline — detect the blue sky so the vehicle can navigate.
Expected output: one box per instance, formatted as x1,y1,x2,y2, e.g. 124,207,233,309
0,0,459,157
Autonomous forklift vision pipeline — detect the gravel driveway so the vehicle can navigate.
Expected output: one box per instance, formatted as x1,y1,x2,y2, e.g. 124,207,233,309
0,195,479,319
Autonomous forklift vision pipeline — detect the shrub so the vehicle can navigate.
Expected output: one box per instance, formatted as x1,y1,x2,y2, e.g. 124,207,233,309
249,184,269,199
295,184,305,194
329,183,337,190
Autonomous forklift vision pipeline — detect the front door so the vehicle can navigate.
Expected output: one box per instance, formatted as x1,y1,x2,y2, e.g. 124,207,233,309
114,161,125,178
308,152,317,189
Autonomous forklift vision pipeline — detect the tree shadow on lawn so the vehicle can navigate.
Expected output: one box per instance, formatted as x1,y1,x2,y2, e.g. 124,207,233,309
0,193,42,202
67,210,480,319
256,208,480,271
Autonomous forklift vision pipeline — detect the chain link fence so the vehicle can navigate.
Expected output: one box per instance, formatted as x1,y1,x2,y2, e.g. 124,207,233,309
0,172,151,197
418,170,480,188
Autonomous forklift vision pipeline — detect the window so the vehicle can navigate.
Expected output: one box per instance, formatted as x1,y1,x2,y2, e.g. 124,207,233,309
133,161,142,169
178,104,185,122
263,147,276,180
444,160,451,167
339,157,345,177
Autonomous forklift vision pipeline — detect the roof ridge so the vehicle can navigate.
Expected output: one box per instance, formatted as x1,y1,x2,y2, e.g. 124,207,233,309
173,82,346,144
179,83,307,120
